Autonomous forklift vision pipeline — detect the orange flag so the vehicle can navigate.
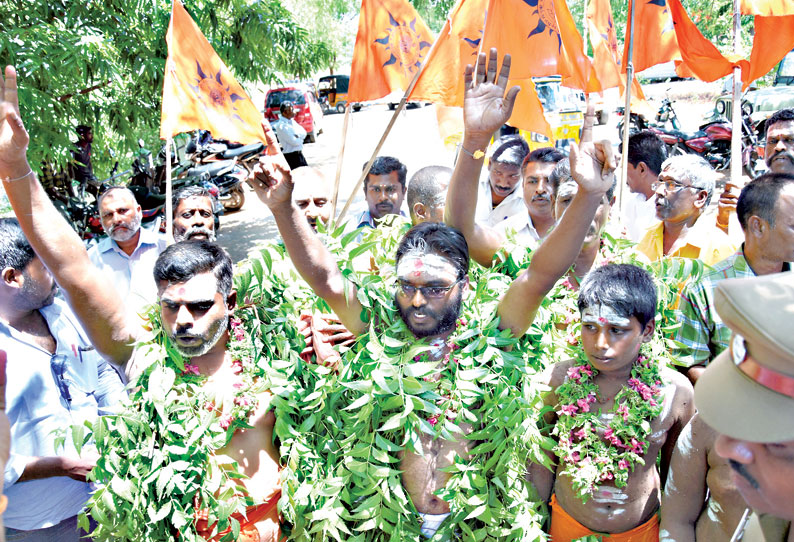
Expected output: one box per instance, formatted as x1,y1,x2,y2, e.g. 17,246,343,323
744,15,794,87
740,0,794,15
160,0,266,144
587,0,647,105
622,0,681,73
667,0,747,82
347,0,434,102
481,0,598,92
409,0,552,138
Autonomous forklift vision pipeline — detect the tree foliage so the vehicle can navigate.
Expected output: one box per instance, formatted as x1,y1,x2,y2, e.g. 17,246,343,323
0,0,333,176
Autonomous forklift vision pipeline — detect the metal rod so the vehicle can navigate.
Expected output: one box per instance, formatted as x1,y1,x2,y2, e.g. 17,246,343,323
619,0,638,211
730,0,743,187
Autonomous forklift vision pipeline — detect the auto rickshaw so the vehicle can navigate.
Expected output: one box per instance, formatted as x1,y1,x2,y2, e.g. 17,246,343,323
518,76,585,152
318,75,360,114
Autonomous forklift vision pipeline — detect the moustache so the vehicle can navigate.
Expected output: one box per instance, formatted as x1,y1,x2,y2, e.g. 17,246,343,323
771,150,794,163
532,193,551,202
185,225,215,240
729,459,760,490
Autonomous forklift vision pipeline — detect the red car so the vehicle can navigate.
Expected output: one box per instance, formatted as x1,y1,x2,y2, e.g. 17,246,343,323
264,85,324,143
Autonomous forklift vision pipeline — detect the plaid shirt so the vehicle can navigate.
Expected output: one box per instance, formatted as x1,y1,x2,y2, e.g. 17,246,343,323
674,247,789,367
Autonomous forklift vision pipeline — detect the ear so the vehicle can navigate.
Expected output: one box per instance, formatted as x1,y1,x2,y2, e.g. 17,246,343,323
641,319,655,343
747,215,766,237
693,189,709,209
1,267,22,289
413,202,426,219
226,290,238,311
637,162,647,175
459,274,470,293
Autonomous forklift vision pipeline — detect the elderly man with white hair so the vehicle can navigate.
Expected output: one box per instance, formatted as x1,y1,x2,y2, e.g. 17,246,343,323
636,154,736,265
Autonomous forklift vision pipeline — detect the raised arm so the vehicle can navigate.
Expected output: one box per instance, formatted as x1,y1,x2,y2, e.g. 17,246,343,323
252,122,366,336
497,105,614,337
445,49,520,267
0,66,133,366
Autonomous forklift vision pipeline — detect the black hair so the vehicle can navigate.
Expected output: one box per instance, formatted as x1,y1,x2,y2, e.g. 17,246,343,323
522,147,565,172
406,165,452,212
279,101,294,115
0,218,36,272
490,135,529,167
173,185,215,217
153,241,233,297
737,172,794,230
395,222,469,280
765,108,794,136
365,156,408,189
620,130,667,175
578,264,657,327
76,125,91,135
549,159,617,202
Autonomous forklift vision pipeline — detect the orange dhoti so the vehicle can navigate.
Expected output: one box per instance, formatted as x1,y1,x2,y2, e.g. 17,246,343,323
549,494,659,542
195,489,282,542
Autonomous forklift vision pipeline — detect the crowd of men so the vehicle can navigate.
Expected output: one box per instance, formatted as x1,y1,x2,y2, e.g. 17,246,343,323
2,47,794,542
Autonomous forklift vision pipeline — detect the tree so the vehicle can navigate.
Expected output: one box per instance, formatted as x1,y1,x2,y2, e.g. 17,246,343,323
0,0,333,177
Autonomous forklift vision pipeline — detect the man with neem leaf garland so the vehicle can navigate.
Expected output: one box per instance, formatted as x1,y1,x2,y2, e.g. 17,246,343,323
253,48,616,540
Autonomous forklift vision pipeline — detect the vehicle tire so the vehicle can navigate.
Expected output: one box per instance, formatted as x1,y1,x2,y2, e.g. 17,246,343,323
597,110,609,125
352,104,362,112
388,103,396,111
222,186,245,212
306,131,317,144
336,103,346,114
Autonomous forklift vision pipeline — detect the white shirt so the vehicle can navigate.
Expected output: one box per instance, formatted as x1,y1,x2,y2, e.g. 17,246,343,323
2,298,125,530
273,117,306,154
623,192,658,242
492,211,541,249
87,226,168,314
475,173,528,229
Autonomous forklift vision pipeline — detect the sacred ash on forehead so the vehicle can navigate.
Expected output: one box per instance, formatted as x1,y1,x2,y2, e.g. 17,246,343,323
396,249,458,284
581,304,631,328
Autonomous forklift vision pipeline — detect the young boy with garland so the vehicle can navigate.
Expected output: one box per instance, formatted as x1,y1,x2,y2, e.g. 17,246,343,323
530,264,694,541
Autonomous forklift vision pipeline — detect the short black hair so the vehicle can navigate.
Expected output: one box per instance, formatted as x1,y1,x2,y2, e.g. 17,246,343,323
0,218,36,272
578,264,657,327
765,108,794,136
76,124,91,135
620,131,667,175
173,185,215,218
153,241,233,297
365,156,407,189
550,159,616,201
737,172,794,230
490,135,529,167
523,147,565,171
395,222,469,281
406,166,452,212
279,101,294,115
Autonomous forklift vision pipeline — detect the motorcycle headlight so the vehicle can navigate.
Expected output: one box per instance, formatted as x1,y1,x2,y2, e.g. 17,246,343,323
716,100,726,115
530,132,550,143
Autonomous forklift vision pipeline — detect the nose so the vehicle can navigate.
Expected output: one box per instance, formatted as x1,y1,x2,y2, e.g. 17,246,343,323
714,433,755,464
595,329,609,351
537,178,550,195
409,289,427,307
175,304,194,329
305,201,318,219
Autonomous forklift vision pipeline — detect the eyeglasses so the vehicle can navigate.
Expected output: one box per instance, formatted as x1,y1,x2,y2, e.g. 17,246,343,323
50,354,72,408
398,279,460,299
651,179,697,193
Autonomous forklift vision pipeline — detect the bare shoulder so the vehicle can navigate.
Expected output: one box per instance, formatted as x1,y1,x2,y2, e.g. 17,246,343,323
660,365,695,414
545,358,577,389
687,412,717,449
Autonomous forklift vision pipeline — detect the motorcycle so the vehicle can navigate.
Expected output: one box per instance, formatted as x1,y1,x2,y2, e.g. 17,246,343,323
185,132,257,212
616,96,681,139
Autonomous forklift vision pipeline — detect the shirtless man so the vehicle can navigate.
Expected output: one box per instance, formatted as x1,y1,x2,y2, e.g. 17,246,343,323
660,413,747,541
0,67,280,541
530,264,694,541
253,48,616,537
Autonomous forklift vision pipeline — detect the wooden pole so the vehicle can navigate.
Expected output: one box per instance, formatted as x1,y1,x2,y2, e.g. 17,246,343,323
329,104,351,228
619,0,638,211
730,0,743,186
165,137,174,243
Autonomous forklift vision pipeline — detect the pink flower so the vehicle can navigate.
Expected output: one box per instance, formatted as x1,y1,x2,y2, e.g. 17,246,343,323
600,471,614,481
567,366,582,381
630,438,645,454
577,398,592,413
569,451,581,464
233,327,245,341
442,353,450,365
204,401,215,411
566,332,579,346
230,317,243,328
183,364,201,376
618,459,629,470
573,428,587,440
562,278,574,291
219,414,234,429
617,404,630,421
231,360,243,375
560,404,579,416
234,396,250,408
581,365,593,377
427,415,439,427
232,380,244,390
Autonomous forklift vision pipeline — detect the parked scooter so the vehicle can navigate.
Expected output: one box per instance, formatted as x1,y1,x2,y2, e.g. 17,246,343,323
185,132,255,212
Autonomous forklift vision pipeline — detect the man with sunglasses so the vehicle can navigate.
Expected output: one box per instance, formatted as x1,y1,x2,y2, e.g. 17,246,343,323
254,48,616,538
0,218,124,541
636,153,736,265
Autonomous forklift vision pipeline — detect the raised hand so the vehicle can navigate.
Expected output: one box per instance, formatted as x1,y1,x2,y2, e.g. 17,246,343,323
463,48,520,144
251,119,294,209
569,98,615,197
0,66,31,176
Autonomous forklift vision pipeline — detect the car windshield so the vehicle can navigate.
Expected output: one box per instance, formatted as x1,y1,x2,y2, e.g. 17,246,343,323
266,90,307,108
776,52,794,86
535,81,580,112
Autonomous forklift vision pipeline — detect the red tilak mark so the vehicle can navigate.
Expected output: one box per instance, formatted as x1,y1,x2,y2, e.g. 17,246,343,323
598,317,607,324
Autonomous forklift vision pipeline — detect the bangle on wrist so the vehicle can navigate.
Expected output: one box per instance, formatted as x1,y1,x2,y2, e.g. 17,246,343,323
4,170,34,183
460,145,486,160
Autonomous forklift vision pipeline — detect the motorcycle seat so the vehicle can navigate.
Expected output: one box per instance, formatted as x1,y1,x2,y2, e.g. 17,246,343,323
221,142,265,160
669,129,705,141
186,159,236,177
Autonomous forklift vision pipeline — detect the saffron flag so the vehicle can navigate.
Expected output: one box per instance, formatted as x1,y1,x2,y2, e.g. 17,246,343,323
160,0,266,144
347,0,434,102
740,0,794,16
409,0,552,138
622,0,680,74
744,15,794,87
481,0,598,92
667,0,747,83
587,0,647,105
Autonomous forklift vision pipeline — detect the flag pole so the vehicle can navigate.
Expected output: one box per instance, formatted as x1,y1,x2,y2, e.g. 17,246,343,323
729,0,742,188
337,32,445,224
165,137,174,243
329,104,352,228
619,0,637,212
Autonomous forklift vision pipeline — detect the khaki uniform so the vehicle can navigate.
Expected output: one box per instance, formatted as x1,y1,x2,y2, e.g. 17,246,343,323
742,513,791,542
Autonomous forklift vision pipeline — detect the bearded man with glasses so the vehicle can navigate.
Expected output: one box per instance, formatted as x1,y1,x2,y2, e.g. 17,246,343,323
636,153,736,265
